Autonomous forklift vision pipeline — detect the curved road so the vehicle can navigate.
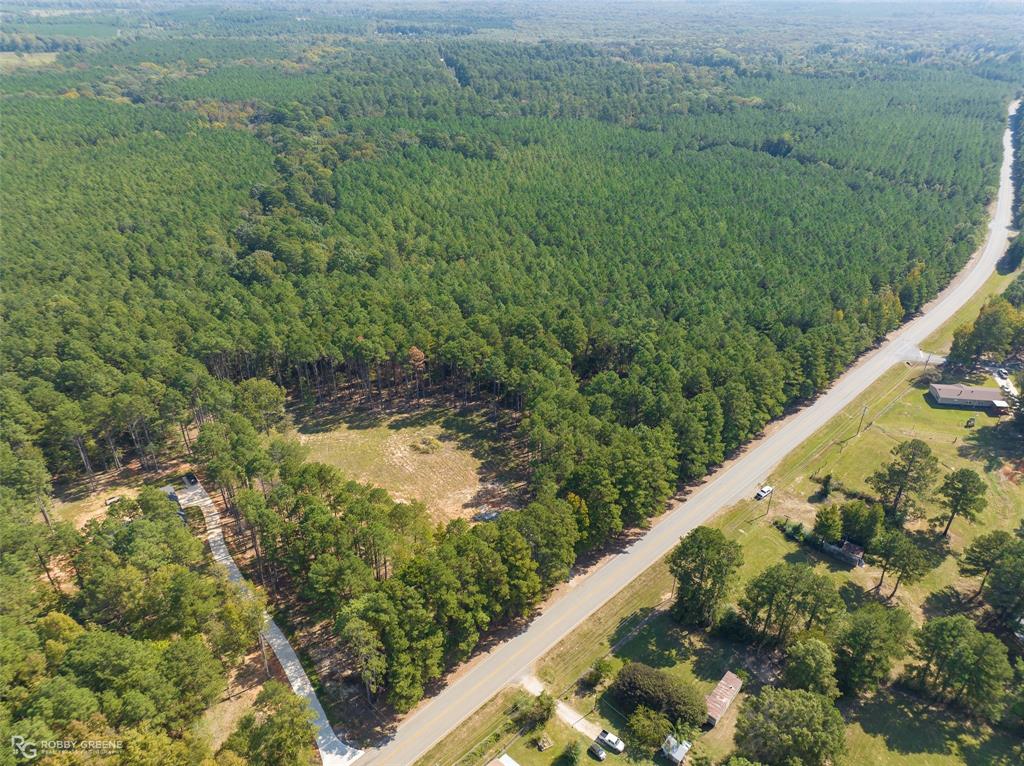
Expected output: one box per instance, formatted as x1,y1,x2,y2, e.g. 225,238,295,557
177,481,364,766
362,99,1020,766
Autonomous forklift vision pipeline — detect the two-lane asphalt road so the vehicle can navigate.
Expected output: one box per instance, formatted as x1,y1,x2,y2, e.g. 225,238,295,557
361,99,1020,766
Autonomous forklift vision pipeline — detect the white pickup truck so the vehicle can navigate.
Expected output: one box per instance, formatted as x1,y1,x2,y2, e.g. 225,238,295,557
596,730,625,754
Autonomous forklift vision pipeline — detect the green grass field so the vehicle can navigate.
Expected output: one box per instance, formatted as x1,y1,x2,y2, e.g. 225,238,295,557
0,52,58,71
290,406,520,524
416,689,527,766
506,718,589,766
6,20,124,39
765,362,1022,619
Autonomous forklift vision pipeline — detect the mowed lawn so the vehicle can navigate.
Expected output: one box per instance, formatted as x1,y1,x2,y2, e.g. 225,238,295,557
506,717,590,766
428,359,1022,766
766,363,1023,620
290,407,520,524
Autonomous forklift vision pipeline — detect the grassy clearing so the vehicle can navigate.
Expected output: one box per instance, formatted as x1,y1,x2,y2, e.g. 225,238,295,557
290,407,519,524
766,363,1023,619
198,649,273,752
506,718,590,766
537,559,674,691
566,614,750,765
842,689,1023,766
51,457,193,528
0,52,58,71
5,21,123,39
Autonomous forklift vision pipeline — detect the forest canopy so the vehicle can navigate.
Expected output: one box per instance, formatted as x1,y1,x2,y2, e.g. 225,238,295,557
2,0,1022,729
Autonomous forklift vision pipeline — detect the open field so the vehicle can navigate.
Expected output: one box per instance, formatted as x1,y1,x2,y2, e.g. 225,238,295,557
415,688,601,766
764,364,1023,619
841,689,1023,766
198,649,275,752
291,405,522,524
5,20,123,39
505,717,589,766
51,456,193,528
0,52,58,71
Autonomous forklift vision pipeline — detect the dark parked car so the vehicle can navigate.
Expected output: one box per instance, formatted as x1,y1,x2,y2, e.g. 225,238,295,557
588,743,607,761
184,472,198,486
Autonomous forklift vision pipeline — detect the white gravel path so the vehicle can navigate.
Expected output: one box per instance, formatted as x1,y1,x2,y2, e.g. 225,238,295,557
177,481,364,766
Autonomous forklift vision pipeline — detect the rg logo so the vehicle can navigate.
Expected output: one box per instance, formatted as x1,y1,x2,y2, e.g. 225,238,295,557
10,736,38,760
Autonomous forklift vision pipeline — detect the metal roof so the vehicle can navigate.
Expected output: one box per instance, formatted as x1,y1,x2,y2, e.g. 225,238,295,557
706,671,743,721
929,383,1005,402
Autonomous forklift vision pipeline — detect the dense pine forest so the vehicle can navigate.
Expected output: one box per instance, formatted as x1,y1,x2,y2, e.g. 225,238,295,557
2,1,1023,761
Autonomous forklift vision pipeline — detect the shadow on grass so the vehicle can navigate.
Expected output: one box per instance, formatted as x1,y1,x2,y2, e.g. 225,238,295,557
611,613,689,670
690,637,748,684
905,529,951,572
844,688,1023,766
957,422,1019,473
608,606,659,652
838,581,872,611
387,409,446,430
294,402,386,434
781,546,852,575
609,610,750,685
922,584,981,620
911,370,941,390
550,749,579,766
595,691,632,732
54,462,188,505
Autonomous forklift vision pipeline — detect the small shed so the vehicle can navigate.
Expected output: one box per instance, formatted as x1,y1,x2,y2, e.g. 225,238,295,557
706,671,743,727
822,539,865,567
661,735,692,765
840,541,865,567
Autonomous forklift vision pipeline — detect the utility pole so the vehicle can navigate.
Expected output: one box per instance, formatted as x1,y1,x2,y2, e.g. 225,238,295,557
856,404,868,435
258,633,270,678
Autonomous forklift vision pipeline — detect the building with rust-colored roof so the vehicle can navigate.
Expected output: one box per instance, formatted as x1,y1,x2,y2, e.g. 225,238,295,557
706,671,743,726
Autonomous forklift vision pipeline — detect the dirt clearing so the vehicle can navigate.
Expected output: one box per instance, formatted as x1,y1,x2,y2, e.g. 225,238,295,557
292,406,522,524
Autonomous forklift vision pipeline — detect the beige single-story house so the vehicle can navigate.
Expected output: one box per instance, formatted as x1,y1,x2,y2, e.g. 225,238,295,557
928,383,1008,411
